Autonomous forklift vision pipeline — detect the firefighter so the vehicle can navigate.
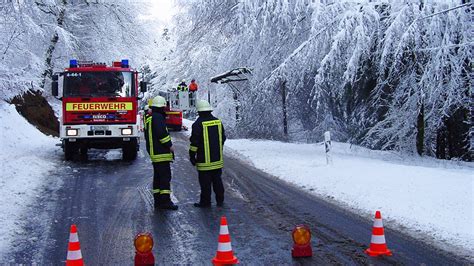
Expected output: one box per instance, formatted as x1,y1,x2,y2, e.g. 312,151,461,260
144,96,178,210
189,100,226,208
177,79,188,91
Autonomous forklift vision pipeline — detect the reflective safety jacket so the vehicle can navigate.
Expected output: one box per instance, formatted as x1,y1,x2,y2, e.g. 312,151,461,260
144,111,173,162
189,113,226,171
143,112,151,131
177,82,188,91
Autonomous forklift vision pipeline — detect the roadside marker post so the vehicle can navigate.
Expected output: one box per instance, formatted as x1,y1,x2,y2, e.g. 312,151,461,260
324,131,332,165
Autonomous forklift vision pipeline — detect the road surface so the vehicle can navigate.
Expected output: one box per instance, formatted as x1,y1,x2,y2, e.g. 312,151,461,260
6,132,470,264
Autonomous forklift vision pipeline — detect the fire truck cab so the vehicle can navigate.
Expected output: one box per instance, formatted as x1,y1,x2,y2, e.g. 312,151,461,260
52,59,146,161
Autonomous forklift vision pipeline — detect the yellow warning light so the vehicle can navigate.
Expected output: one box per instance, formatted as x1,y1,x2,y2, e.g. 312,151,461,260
134,232,154,254
292,225,311,245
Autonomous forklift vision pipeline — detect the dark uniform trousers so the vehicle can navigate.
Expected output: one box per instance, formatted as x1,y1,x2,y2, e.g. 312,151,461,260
198,169,224,205
153,162,172,204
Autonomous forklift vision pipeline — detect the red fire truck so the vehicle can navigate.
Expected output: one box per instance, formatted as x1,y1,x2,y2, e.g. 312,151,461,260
52,59,147,161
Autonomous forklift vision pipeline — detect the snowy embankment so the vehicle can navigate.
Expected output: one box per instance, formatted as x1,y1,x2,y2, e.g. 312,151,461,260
224,138,473,257
0,103,59,257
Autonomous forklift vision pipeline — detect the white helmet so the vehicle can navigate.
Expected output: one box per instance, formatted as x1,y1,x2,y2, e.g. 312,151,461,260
181,79,186,83
151,96,167,108
196,100,213,112
144,105,149,111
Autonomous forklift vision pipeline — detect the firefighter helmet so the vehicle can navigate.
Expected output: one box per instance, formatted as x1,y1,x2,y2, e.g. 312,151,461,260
196,100,213,112
151,96,166,108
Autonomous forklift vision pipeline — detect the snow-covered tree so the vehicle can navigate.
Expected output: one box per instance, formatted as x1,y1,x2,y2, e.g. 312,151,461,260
158,0,472,160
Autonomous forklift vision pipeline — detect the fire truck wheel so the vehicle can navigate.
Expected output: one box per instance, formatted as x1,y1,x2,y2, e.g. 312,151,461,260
64,141,77,161
175,125,182,131
122,141,137,161
80,147,88,161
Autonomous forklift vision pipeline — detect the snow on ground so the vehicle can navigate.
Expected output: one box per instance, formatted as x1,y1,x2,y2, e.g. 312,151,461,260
184,118,474,256
223,138,473,257
0,103,60,257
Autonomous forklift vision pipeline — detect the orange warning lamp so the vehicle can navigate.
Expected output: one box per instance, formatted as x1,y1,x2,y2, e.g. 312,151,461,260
134,232,154,265
291,225,313,258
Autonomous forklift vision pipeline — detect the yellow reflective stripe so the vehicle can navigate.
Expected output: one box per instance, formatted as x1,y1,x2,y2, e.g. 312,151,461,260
202,120,221,127
146,117,152,123
166,111,181,115
160,190,171,195
203,122,210,163
197,161,224,171
152,189,160,194
202,120,223,164
160,135,171,144
196,160,224,167
218,122,223,162
150,153,173,162
189,145,198,152
147,119,154,156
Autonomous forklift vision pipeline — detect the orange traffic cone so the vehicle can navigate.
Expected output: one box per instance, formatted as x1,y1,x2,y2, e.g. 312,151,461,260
365,211,392,256
66,224,84,266
212,216,239,265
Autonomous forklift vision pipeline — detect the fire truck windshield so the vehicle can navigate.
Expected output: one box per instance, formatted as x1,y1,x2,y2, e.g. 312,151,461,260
63,71,134,97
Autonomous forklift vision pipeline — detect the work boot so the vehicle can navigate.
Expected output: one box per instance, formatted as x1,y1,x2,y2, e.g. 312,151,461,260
193,202,211,208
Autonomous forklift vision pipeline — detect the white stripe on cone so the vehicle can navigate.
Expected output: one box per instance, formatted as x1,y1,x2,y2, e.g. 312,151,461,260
69,232,79,243
219,226,229,235
373,219,383,228
67,249,83,260
370,235,386,244
217,242,232,252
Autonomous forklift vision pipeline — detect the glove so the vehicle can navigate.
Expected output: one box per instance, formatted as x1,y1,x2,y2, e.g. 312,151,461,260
190,156,196,166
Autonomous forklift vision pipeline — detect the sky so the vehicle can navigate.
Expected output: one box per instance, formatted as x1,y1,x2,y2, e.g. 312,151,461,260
139,0,176,24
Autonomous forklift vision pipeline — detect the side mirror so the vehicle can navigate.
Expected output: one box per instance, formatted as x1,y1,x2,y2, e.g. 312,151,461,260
52,74,59,97
140,81,147,93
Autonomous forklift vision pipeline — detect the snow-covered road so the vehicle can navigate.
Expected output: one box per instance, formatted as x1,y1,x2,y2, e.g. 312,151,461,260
225,138,474,258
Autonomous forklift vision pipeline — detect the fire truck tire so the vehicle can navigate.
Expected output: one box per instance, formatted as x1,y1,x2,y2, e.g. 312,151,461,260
175,125,182,131
64,141,77,161
122,140,137,161
80,147,88,161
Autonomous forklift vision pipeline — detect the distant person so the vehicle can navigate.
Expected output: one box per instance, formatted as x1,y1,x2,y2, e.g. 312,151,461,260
189,100,226,208
177,79,188,91
144,96,178,210
189,79,198,92
189,79,198,107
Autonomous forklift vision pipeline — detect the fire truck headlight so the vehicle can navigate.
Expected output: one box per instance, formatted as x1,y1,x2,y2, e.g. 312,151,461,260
121,128,133,135
66,129,78,136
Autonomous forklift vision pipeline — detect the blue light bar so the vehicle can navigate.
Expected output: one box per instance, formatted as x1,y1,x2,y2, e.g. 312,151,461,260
121,59,129,68
70,59,78,68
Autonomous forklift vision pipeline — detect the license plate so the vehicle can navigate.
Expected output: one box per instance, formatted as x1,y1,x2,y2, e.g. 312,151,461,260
91,125,109,131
